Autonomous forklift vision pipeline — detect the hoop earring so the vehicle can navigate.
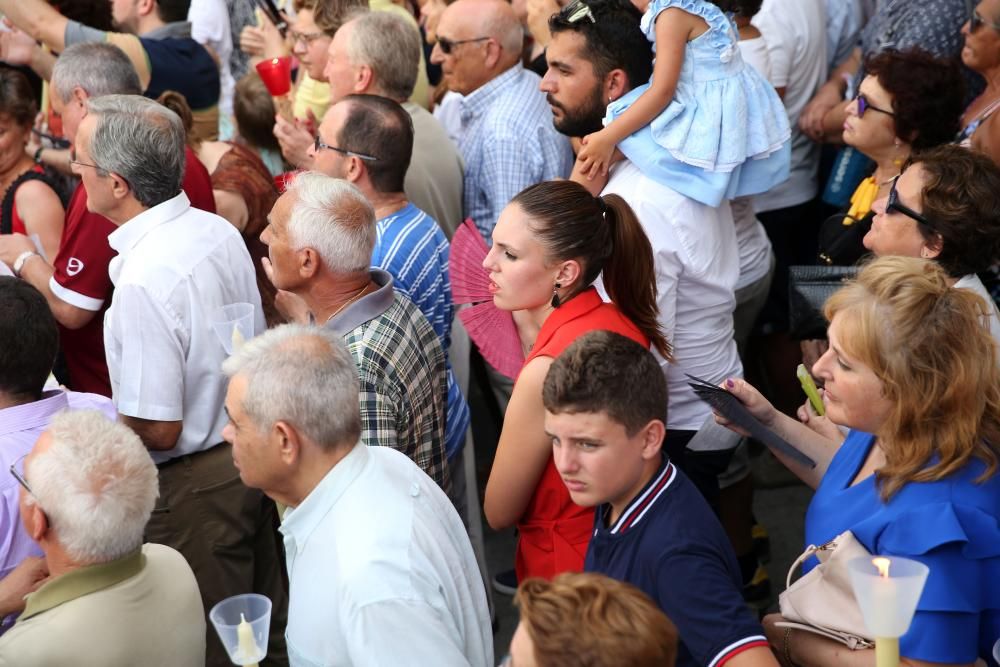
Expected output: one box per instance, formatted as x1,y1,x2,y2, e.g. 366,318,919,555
551,282,562,308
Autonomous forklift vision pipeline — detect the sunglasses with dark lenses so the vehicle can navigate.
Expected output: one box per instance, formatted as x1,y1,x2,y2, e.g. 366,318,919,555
971,9,1000,33
436,36,489,55
855,93,895,118
887,177,936,230
313,136,379,161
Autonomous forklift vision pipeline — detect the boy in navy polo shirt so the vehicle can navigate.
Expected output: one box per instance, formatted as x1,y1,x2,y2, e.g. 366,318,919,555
542,332,776,667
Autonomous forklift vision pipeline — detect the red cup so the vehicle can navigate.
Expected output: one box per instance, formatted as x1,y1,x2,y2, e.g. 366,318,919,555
255,56,292,97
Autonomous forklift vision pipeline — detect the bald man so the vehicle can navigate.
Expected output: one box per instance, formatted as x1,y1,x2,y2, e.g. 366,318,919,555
430,0,572,241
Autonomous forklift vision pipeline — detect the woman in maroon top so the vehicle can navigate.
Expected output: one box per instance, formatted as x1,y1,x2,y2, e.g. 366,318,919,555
483,180,670,581
0,70,64,262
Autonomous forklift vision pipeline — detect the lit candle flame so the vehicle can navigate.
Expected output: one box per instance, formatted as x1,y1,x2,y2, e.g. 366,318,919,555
873,557,891,578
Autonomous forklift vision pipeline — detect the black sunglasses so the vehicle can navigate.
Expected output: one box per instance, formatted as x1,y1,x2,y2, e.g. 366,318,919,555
855,93,895,118
971,9,1000,33
313,136,378,162
436,36,489,55
887,177,936,230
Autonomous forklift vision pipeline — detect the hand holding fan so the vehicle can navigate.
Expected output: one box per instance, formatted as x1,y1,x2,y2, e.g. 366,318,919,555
451,218,524,379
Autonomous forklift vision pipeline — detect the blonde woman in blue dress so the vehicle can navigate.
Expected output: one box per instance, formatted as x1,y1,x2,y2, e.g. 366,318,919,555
574,0,791,207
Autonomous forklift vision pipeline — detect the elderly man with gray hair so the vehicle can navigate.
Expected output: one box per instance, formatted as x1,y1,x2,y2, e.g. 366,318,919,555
0,411,205,665
0,42,215,400
430,0,572,240
76,94,287,666
276,10,465,237
262,171,450,491
221,324,493,666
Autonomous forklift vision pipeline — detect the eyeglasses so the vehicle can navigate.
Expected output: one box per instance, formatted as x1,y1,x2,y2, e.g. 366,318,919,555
436,36,490,55
313,136,379,161
290,29,327,44
970,9,1000,33
560,0,596,24
10,454,31,495
886,176,936,230
854,93,895,119
68,148,107,173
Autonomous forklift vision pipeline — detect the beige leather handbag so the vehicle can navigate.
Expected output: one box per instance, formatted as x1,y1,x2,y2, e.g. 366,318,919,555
775,530,876,649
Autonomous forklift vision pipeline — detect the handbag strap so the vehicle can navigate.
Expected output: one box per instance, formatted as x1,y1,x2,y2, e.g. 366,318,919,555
774,621,874,650
785,542,827,590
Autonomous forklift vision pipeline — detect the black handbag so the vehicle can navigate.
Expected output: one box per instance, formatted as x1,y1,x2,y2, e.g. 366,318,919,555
817,210,873,267
788,265,858,340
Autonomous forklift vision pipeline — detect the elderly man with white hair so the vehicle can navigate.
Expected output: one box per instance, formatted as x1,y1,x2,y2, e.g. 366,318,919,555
221,324,493,666
429,0,572,240
0,411,205,665
262,171,450,491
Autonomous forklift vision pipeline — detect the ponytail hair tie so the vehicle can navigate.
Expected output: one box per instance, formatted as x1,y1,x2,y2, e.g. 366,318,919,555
595,196,608,215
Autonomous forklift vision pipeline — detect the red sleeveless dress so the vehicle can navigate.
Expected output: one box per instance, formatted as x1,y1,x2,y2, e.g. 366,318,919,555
514,287,649,580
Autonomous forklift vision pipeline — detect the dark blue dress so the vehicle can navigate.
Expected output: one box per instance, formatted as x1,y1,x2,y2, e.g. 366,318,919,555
804,429,1000,664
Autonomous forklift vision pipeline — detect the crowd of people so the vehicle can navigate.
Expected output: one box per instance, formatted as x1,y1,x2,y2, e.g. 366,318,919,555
0,0,998,664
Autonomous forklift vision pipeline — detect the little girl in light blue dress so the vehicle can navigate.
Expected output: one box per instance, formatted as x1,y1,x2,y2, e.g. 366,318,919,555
575,0,791,207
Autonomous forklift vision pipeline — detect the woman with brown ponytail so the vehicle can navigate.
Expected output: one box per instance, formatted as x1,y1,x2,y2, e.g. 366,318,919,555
482,179,670,582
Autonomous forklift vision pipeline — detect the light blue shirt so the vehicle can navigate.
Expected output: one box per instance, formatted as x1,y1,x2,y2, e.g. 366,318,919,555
824,0,862,71
280,444,493,667
373,203,470,460
457,65,574,241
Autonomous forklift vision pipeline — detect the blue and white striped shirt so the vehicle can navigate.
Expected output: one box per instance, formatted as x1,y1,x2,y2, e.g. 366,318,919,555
373,203,470,460
457,65,574,241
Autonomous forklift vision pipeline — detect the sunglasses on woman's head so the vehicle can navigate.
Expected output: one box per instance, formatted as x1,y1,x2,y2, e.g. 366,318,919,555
886,177,936,230
970,9,1000,33
854,93,895,119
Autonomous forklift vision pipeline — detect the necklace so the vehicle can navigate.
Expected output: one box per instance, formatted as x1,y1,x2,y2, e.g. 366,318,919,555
324,283,372,323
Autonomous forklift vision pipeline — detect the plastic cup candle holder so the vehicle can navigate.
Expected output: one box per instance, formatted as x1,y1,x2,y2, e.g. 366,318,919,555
209,593,272,667
255,56,294,120
847,556,929,667
211,302,255,355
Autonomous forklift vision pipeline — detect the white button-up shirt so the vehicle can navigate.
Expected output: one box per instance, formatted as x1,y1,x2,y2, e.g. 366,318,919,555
281,444,493,667
105,192,264,462
600,161,743,432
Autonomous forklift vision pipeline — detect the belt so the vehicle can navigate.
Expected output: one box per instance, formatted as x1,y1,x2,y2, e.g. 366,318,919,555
155,441,228,470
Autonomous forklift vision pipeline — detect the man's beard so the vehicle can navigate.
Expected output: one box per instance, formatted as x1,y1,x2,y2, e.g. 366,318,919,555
547,86,606,138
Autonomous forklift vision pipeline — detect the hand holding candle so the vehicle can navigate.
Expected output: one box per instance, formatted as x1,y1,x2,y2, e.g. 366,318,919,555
255,56,294,122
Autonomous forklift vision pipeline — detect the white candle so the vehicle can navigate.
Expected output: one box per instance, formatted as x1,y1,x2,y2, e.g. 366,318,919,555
871,558,900,667
231,325,246,352
236,613,260,666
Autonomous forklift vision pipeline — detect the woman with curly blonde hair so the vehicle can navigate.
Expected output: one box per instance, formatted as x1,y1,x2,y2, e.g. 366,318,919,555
719,256,1000,666
505,572,677,667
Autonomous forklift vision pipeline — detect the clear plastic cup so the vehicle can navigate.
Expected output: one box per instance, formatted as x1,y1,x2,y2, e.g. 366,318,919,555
993,637,999,663
211,303,255,355
209,593,271,666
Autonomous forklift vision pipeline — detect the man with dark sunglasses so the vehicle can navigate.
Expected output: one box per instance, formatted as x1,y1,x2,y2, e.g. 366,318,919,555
429,0,572,242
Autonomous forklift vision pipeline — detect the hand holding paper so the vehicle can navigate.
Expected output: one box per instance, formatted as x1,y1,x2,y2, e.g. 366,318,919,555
690,374,816,469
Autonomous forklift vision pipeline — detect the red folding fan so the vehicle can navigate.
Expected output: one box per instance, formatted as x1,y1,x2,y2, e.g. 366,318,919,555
451,218,524,379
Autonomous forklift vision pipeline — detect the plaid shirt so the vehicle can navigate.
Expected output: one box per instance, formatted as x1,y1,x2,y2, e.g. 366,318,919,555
373,203,470,460
326,270,450,492
458,64,574,240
